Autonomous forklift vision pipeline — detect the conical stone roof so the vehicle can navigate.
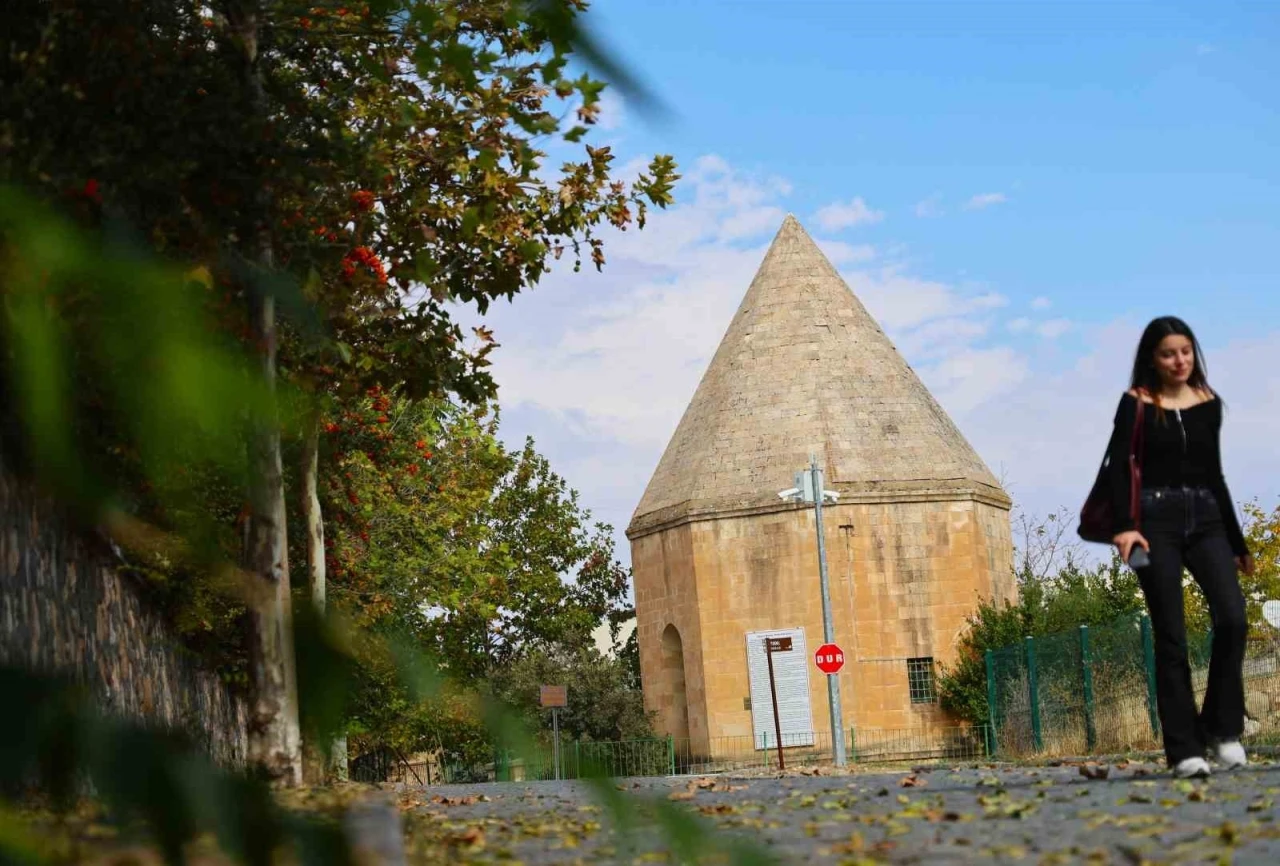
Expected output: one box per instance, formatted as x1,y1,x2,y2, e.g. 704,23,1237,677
627,215,1009,539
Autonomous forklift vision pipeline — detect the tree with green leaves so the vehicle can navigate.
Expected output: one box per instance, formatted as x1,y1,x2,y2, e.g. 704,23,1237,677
937,510,1145,727
312,390,634,754
3,0,675,783
490,646,655,743
938,500,1280,727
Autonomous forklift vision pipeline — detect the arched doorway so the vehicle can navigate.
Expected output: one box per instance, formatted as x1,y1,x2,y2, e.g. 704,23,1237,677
660,623,690,742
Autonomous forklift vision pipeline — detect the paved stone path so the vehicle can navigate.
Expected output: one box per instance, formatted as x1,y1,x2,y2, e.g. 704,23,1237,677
401,758,1280,864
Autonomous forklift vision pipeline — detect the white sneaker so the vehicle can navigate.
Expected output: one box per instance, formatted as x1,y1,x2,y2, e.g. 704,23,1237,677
1174,757,1212,778
1213,740,1248,770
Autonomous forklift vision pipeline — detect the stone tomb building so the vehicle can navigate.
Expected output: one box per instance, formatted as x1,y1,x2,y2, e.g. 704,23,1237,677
626,216,1015,760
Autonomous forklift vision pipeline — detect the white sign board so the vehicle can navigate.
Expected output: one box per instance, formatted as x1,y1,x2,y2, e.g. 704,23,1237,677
745,627,815,750
1262,600,1280,630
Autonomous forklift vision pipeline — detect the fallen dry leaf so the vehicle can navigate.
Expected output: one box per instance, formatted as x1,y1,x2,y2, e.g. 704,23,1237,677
899,774,927,788
1079,763,1110,780
450,826,484,848
668,790,695,801
698,803,738,815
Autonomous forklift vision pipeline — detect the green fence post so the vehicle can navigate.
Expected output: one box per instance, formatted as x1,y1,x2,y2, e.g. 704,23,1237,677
984,649,999,757
573,740,581,779
1025,636,1043,753
849,726,858,764
667,734,675,776
1080,625,1097,752
1140,614,1160,738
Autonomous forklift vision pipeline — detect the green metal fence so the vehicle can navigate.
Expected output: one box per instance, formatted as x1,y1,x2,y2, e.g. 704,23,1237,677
987,613,1280,758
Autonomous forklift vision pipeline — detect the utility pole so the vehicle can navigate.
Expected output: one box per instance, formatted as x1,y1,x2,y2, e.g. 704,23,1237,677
779,454,846,768
809,455,846,768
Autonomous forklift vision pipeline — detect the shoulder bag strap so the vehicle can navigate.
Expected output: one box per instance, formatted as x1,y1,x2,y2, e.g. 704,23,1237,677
1128,391,1146,527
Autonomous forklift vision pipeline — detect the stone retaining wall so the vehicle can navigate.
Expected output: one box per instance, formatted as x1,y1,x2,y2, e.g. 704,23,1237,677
0,468,247,765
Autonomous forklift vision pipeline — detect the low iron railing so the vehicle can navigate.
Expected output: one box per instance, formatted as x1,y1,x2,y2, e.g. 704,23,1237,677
356,724,993,785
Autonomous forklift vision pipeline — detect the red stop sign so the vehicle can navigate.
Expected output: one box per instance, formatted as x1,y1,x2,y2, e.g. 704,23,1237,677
814,643,845,674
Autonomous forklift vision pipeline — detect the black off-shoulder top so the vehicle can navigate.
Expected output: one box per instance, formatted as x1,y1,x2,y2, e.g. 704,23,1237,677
1105,392,1248,557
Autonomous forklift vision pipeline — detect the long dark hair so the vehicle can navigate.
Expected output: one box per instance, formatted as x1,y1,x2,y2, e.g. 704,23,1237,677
1129,316,1217,411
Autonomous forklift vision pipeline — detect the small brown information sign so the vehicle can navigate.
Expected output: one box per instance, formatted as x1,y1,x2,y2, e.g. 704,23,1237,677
539,684,568,708
765,637,793,653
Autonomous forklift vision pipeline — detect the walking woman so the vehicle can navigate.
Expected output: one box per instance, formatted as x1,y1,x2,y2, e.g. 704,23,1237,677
1103,316,1255,778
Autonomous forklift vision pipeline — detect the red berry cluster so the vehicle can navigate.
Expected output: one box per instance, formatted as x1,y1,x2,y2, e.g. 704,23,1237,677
351,189,375,212
341,246,388,284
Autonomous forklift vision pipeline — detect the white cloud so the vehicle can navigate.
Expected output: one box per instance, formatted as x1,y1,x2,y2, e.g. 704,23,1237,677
474,159,783,451
918,346,1030,415
1031,296,1052,310
1036,318,1072,339
914,194,944,218
847,267,1006,332
813,196,885,231
459,154,1280,574
1196,43,1216,56
464,159,1030,553
818,240,877,265
963,192,1008,211
596,88,625,131
885,316,990,363
718,206,788,242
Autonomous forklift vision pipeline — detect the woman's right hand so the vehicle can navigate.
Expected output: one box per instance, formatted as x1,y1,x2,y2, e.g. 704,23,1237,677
1112,530,1149,563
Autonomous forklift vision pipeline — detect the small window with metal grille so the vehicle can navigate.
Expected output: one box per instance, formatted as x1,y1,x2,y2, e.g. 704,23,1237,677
907,657,936,704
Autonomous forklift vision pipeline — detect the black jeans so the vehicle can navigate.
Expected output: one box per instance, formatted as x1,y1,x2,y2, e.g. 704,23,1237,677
1136,486,1247,766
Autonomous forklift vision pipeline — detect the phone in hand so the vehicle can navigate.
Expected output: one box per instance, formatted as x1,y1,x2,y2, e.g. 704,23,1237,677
1128,547,1150,569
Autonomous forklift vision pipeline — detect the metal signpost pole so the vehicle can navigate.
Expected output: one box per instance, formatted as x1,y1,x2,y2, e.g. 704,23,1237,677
552,707,561,781
810,455,847,767
764,636,792,771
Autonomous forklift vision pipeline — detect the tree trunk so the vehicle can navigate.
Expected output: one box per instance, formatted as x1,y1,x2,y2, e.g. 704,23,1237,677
303,419,326,614
301,416,348,782
228,0,302,786
245,294,302,785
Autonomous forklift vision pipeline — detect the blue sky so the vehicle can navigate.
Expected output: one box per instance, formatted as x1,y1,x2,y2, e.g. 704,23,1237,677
467,0,1280,572
588,0,1278,337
